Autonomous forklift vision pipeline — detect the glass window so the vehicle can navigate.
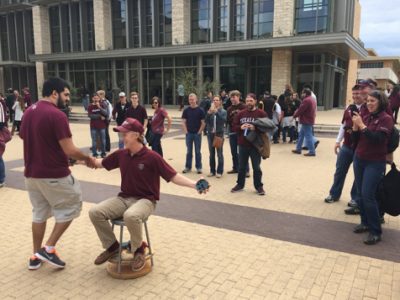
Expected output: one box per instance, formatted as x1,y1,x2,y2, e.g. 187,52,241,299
86,0,95,51
217,0,228,41
143,0,153,47
25,10,35,55
112,0,127,49
191,0,211,43
61,4,71,53
128,0,140,47
295,0,329,34
71,2,82,51
220,55,247,93
8,13,17,60
251,0,274,39
360,62,384,69
49,6,61,53
158,0,172,46
249,55,272,96
0,15,9,60
232,0,246,40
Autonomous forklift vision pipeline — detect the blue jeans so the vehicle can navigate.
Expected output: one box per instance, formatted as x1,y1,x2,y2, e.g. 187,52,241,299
151,133,163,157
329,145,358,201
282,126,295,142
353,156,386,235
185,132,202,170
90,128,106,156
0,156,5,183
237,145,263,189
296,124,315,154
207,133,224,174
118,132,124,149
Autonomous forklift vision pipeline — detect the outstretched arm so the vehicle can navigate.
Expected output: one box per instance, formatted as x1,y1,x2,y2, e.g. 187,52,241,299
171,173,196,189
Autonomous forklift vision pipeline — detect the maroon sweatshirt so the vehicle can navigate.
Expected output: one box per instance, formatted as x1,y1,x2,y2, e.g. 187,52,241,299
293,96,316,125
233,108,267,147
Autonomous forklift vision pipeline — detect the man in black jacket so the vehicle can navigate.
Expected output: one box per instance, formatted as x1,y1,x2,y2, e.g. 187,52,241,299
112,92,131,149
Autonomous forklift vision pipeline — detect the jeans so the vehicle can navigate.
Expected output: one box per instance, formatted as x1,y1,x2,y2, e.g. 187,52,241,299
282,126,295,142
237,145,263,189
207,133,224,174
353,156,386,235
117,132,124,149
229,133,249,172
273,124,281,143
91,128,106,156
185,132,202,170
151,133,163,157
329,145,358,201
296,124,315,154
0,156,5,183
105,121,111,152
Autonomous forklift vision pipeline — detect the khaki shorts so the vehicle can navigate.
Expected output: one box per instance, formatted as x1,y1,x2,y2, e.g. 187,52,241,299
25,175,82,223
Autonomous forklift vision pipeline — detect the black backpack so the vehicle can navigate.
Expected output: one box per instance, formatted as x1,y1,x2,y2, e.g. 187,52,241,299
387,126,399,154
377,163,400,216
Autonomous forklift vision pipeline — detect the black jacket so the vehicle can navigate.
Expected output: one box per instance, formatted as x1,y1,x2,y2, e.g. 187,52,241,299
112,102,131,125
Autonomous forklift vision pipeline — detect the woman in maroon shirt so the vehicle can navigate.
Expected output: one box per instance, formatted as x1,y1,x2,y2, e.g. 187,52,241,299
150,97,171,157
351,90,394,245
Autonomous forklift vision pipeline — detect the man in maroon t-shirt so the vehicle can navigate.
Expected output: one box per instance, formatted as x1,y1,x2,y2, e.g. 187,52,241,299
89,118,209,272
126,92,148,129
20,78,96,271
231,93,267,195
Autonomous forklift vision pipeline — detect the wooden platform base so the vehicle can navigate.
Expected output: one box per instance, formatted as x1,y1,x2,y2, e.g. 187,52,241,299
106,250,153,280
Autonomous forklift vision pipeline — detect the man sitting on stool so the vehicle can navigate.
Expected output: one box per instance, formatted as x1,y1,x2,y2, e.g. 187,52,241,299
89,118,209,271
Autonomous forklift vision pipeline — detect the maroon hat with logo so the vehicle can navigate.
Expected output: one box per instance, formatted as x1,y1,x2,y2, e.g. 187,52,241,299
113,118,144,134
358,78,377,89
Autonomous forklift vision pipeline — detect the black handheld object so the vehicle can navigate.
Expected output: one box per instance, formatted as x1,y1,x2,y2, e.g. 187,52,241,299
195,179,210,193
349,104,358,116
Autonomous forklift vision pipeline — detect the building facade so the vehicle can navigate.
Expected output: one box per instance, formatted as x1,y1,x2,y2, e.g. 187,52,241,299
358,49,400,90
0,0,367,109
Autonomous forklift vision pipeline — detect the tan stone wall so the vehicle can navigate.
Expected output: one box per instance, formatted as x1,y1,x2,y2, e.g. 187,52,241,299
271,49,292,95
172,0,190,45
32,5,51,55
345,58,358,106
94,0,113,50
273,0,295,37
35,62,46,99
353,0,361,39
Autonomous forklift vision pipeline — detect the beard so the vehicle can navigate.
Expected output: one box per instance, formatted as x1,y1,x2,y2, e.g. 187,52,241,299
247,104,255,110
57,96,65,108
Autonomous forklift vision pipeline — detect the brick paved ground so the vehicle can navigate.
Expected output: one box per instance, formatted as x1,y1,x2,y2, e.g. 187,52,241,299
0,109,399,299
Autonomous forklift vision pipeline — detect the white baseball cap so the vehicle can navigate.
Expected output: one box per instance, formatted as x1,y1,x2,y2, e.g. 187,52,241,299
119,92,126,97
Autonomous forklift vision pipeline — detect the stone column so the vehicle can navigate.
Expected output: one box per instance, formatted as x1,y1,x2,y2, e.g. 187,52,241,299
94,0,113,50
273,0,295,37
271,49,292,95
345,57,359,106
172,0,190,45
32,5,51,98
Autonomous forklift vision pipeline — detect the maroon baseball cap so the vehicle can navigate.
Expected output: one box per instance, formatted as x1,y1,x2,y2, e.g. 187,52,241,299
113,118,144,134
358,78,377,89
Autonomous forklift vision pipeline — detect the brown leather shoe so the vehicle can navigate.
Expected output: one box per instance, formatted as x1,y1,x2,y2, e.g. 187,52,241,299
94,248,119,265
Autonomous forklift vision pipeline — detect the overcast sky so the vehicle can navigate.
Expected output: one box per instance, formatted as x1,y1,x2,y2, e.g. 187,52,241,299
360,0,400,56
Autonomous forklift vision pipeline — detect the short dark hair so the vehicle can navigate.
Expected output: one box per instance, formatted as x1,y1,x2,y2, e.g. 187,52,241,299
246,93,257,100
42,77,70,97
302,88,312,96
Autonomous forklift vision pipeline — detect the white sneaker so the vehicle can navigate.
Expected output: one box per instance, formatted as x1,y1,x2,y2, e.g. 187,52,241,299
216,173,222,178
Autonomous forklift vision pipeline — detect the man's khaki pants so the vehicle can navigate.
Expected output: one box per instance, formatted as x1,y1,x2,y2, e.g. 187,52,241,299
89,196,155,251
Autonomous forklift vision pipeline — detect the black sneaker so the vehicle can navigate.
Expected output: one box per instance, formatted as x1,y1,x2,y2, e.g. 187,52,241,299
348,199,358,207
256,186,265,196
231,184,244,193
314,141,320,149
364,233,381,245
353,224,369,234
35,247,65,269
28,256,42,270
227,170,238,174
324,195,339,203
344,207,360,215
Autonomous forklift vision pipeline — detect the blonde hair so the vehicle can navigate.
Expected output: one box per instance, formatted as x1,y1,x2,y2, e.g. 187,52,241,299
229,90,241,98
188,93,197,100
97,90,105,97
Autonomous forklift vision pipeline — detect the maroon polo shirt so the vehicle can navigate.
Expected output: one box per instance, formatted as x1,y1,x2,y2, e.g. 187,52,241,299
233,108,267,147
293,96,316,125
126,105,148,125
355,111,393,161
20,100,72,178
151,107,168,134
102,146,177,201
88,104,107,129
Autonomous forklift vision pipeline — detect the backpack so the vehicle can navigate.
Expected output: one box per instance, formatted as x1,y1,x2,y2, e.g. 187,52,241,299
387,126,399,154
376,163,400,216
